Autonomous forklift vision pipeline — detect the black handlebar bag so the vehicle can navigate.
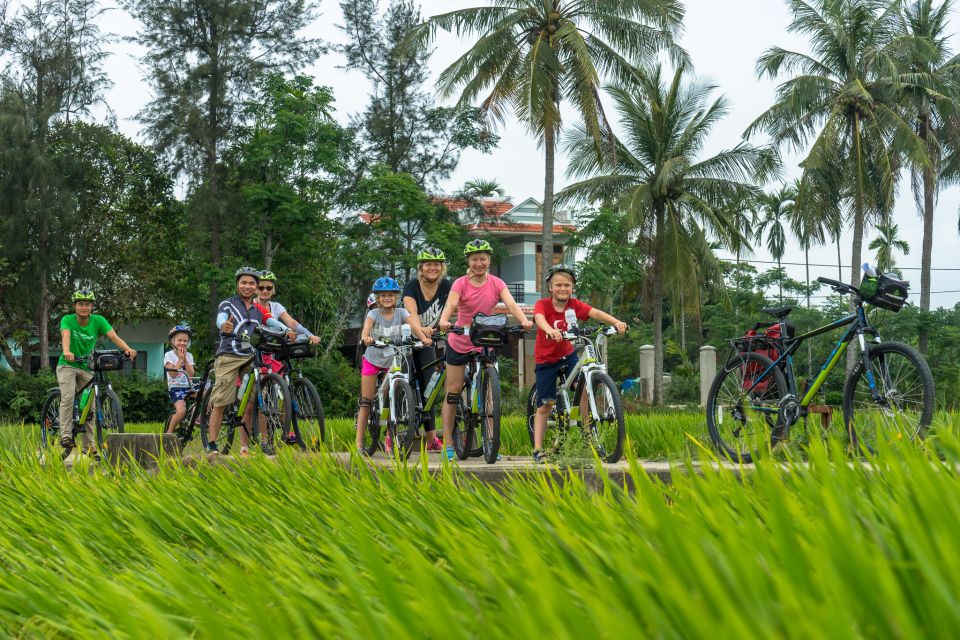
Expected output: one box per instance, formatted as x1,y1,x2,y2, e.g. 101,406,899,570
470,313,508,347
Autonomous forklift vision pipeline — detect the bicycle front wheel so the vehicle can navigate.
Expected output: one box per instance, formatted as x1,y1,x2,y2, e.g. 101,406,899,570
290,377,325,449
259,373,296,451
95,388,124,452
452,395,477,460
579,372,625,463
477,366,501,464
39,389,62,450
388,379,418,460
842,341,934,453
706,352,787,463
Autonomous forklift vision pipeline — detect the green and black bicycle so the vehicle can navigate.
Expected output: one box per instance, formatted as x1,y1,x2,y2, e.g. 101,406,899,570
706,265,935,461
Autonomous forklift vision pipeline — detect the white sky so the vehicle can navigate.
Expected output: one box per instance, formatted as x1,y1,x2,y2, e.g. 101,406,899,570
16,0,960,307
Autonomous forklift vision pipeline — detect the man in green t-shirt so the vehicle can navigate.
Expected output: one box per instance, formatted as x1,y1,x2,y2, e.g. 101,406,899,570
57,289,137,452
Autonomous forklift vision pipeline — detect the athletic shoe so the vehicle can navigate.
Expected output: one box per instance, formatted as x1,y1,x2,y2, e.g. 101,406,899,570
445,446,455,462
261,439,276,456
426,437,443,452
532,449,547,464
239,447,250,457
384,434,393,455
357,446,370,457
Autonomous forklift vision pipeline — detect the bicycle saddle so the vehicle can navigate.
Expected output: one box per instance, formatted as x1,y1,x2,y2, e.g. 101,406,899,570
761,305,794,319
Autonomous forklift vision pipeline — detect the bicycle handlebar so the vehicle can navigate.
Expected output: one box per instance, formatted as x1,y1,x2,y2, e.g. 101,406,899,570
816,276,860,296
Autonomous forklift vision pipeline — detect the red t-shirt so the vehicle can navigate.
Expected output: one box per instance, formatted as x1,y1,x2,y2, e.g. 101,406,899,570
533,297,593,364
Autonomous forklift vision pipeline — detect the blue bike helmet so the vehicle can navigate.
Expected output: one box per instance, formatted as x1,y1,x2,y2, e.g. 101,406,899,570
168,324,193,343
372,276,401,293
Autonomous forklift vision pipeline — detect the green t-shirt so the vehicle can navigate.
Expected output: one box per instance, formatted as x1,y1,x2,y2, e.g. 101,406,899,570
58,314,113,369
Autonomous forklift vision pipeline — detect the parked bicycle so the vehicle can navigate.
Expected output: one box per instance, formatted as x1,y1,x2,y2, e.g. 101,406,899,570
39,350,129,459
166,359,214,449
359,327,422,460
525,325,626,463
706,265,934,461
446,316,526,464
271,335,325,450
200,327,297,454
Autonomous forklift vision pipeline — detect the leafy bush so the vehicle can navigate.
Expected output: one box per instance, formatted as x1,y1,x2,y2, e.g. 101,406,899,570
299,352,360,418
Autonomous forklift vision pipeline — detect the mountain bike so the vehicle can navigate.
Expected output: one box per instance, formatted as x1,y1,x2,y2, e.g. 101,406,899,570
201,327,296,455
39,350,129,459
525,325,626,463
706,266,934,461
359,329,422,460
446,322,526,464
270,337,325,450
166,359,214,449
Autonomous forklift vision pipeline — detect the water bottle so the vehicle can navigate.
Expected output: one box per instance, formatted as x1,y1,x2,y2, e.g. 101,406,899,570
79,387,91,411
239,373,250,396
379,405,389,428
401,324,412,342
423,370,441,400
565,308,578,330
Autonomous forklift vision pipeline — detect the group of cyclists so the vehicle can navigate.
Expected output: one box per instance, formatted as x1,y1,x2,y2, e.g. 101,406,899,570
53,237,629,463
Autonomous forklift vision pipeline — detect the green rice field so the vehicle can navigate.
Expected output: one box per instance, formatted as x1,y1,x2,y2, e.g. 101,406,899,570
3,416,960,636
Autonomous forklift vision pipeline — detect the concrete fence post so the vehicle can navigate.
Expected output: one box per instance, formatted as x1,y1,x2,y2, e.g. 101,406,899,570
699,345,717,406
639,344,654,404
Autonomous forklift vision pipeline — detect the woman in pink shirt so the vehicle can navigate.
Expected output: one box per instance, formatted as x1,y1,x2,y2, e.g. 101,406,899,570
438,239,533,461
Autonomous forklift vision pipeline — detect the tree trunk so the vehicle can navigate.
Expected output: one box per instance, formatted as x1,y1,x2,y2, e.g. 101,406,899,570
848,113,865,373
805,245,813,379
540,121,556,289
0,336,23,374
652,204,665,405
206,50,222,334
39,275,50,371
919,113,934,354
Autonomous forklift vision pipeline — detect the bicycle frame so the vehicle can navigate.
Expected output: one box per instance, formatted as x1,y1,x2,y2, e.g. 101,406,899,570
555,328,613,425
372,339,418,429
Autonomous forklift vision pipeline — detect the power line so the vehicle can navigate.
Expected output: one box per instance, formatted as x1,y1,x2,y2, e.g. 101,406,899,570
721,257,960,272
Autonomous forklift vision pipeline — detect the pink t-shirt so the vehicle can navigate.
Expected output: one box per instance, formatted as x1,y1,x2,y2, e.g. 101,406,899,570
447,274,507,354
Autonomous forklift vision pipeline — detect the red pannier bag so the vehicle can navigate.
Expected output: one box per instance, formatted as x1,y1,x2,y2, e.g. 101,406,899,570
740,323,784,395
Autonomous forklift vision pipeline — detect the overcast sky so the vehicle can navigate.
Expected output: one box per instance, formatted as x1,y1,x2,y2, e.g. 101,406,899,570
15,0,960,307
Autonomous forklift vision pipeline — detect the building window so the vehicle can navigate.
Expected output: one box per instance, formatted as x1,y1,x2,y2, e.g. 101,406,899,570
534,244,564,292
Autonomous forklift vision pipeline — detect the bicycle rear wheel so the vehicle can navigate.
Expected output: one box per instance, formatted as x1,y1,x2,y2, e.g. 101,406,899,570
842,341,934,453
94,387,124,452
578,372,625,463
477,366,501,464
39,389,62,451
290,377,325,449
388,379,418,460
706,352,787,463
452,395,477,459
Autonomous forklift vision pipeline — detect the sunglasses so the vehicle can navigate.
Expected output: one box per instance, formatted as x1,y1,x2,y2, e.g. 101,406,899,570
257,285,274,291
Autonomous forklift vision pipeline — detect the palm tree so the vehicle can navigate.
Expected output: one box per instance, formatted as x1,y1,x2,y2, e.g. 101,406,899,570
747,0,926,371
892,0,960,352
462,178,505,198
753,185,797,302
869,222,910,272
411,0,684,283
558,64,772,404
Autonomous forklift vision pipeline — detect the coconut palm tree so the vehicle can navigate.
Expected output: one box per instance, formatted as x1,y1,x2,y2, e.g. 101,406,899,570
558,64,773,404
869,222,911,272
892,0,960,352
753,185,797,302
747,0,927,371
410,0,684,283
746,0,924,290
461,178,505,198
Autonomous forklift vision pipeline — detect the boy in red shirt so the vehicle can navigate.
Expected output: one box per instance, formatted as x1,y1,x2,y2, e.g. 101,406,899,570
532,265,627,463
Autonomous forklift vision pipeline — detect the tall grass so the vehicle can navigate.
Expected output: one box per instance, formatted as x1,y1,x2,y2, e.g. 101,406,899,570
2,424,960,635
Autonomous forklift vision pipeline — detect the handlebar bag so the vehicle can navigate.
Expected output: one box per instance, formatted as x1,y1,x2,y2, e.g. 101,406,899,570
470,313,508,347
90,352,122,371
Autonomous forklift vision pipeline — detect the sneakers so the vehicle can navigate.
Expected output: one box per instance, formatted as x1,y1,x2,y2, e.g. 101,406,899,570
261,439,276,456
444,446,455,462
357,446,370,457
426,436,443,452
532,449,547,464
285,431,299,445
239,446,250,457
206,443,219,454
384,434,393,455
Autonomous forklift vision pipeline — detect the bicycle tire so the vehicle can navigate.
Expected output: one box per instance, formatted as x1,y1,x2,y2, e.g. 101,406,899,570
706,351,788,463
258,373,296,451
95,387,124,452
842,341,935,453
388,379,418,460
290,377,325,449
576,372,626,463
477,366,501,464
451,395,473,460
39,389,62,451
526,385,568,456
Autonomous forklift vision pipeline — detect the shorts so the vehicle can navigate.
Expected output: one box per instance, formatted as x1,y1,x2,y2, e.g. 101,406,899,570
361,357,389,377
444,345,475,367
211,354,254,408
535,352,578,406
168,388,190,404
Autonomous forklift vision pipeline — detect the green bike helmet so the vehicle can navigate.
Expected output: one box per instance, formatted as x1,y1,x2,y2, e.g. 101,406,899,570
417,246,446,262
72,289,95,302
463,239,493,257
546,264,576,286
259,270,277,282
